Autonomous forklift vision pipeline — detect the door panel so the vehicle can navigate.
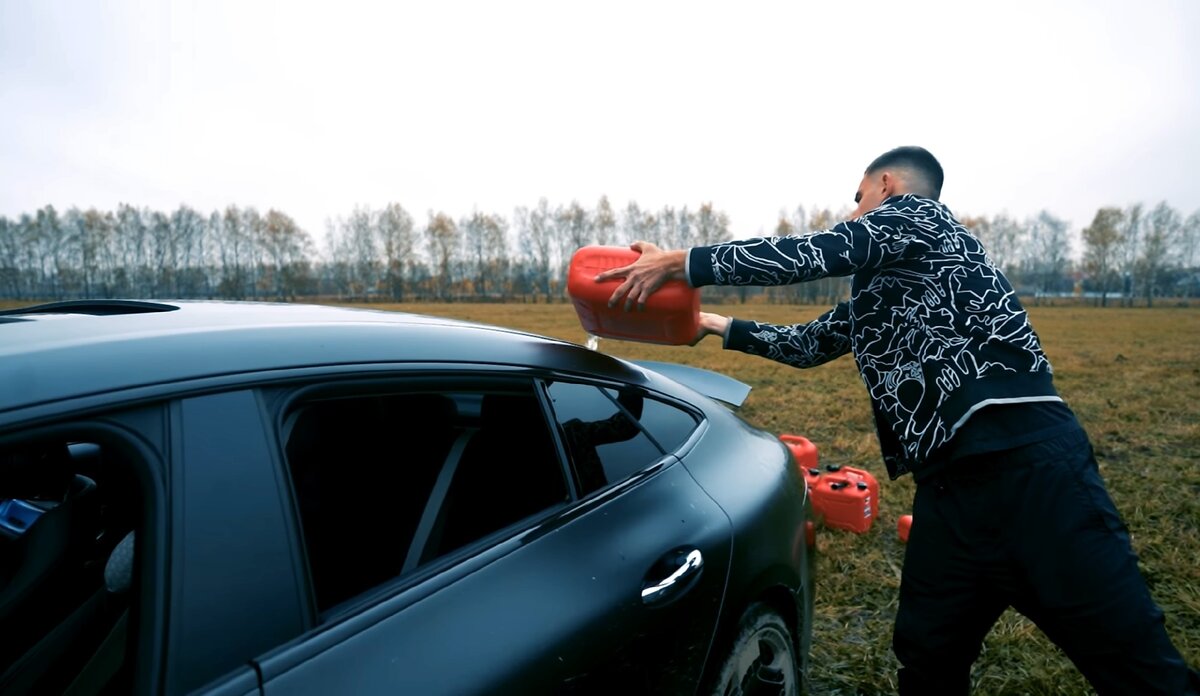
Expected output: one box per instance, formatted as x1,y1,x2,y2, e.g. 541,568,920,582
258,460,732,694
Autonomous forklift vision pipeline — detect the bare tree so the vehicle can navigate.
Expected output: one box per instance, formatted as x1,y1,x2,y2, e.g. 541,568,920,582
1117,204,1143,306
555,200,591,293
621,201,652,246
116,204,150,297
260,209,315,299
170,205,208,297
425,211,459,301
515,199,556,300
1023,211,1071,302
594,196,617,246
694,202,731,246
377,202,416,301
482,212,510,299
1175,209,1199,298
461,210,488,299
460,210,508,298
0,216,19,298
1082,207,1124,307
1138,202,1179,307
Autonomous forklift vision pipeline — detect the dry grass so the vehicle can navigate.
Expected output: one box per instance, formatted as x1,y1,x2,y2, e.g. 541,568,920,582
7,298,1197,692
362,301,1199,695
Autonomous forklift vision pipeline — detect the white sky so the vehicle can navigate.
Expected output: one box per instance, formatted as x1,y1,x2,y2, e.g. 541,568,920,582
2,0,1198,248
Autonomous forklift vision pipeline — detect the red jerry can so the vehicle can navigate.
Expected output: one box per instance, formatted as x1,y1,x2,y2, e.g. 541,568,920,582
779,434,821,490
780,434,819,470
566,246,700,345
810,475,874,534
898,514,913,543
821,463,880,519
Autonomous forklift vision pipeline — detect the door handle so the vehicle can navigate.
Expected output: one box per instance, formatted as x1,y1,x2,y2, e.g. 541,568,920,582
641,548,703,606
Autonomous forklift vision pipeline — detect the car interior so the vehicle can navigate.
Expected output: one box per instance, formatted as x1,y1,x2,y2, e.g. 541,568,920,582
284,385,569,615
0,437,142,694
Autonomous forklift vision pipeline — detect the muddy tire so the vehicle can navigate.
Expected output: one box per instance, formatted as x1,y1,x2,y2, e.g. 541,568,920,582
709,603,800,696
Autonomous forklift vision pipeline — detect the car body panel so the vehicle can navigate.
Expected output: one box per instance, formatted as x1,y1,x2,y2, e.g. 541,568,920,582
0,302,647,417
168,390,307,694
629,360,752,408
257,459,732,695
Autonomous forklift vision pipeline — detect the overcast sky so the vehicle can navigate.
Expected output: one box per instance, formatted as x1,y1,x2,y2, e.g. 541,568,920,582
2,0,1198,248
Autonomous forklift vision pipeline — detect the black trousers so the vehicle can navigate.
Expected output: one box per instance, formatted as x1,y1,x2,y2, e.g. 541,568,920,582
894,427,1199,695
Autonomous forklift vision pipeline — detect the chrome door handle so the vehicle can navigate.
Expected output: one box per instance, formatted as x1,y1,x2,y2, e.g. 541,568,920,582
641,548,703,605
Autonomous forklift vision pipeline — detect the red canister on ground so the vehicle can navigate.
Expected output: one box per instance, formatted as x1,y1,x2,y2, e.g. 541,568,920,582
809,475,875,534
780,434,819,471
821,463,880,520
780,434,823,491
567,246,700,345
898,514,913,543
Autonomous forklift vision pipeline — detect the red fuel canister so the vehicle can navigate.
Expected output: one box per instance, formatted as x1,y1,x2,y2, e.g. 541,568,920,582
810,476,875,534
780,434,819,472
567,246,700,345
822,463,880,519
898,514,913,543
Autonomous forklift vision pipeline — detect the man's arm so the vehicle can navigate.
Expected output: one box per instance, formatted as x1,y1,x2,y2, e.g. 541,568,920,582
597,201,928,308
688,206,924,288
722,302,853,369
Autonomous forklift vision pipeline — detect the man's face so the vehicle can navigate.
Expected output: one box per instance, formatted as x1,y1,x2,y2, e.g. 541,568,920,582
850,171,888,219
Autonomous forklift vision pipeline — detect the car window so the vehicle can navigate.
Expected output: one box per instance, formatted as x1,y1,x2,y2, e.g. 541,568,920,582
284,382,568,614
602,387,699,454
0,433,146,693
545,381,665,496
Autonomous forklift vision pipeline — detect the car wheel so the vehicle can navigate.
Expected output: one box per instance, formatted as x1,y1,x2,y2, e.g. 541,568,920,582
710,603,800,696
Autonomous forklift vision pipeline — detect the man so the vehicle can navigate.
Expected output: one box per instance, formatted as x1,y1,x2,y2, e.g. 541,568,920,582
596,146,1198,694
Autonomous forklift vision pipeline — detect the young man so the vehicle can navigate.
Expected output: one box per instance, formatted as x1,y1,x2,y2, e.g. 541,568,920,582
597,146,1198,694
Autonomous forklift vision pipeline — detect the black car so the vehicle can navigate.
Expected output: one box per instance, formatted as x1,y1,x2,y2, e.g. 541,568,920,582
0,300,815,695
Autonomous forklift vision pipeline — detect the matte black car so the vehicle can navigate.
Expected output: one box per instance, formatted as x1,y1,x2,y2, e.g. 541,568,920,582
0,300,815,695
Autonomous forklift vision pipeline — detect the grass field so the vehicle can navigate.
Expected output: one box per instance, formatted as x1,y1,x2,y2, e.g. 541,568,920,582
6,298,1197,693
360,301,1199,695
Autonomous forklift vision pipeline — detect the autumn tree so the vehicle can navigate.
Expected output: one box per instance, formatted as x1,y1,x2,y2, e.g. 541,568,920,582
1082,207,1124,306
425,211,459,301
1023,211,1071,302
1116,204,1143,306
377,202,416,301
515,198,555,300
1138,202,1179,306
594,196,617,247
554,200,591,292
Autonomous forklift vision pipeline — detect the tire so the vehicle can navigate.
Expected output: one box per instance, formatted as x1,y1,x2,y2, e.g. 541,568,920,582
709,603,800,696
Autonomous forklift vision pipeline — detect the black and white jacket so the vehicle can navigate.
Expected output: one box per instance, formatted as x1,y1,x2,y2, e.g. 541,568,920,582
686,194,1062,479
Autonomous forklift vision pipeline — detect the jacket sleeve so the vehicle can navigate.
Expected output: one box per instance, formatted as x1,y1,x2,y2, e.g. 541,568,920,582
724,302,852,368
687,202,927,287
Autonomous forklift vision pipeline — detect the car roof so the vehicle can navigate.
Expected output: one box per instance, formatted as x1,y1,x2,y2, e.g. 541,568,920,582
0,300,648,416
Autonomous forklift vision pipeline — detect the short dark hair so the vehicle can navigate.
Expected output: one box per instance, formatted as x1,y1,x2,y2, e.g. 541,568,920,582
865,146,944,200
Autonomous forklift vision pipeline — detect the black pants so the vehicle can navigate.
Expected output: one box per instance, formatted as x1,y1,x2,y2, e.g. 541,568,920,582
894,427,1199,695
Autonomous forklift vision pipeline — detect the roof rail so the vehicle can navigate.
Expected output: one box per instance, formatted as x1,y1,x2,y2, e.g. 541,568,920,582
0,300,180,317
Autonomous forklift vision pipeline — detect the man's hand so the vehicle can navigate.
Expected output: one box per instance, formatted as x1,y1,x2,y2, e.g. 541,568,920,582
689,312,731,346
594,241,688,312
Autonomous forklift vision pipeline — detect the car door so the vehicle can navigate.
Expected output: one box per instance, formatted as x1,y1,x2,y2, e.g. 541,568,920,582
254,373,732,695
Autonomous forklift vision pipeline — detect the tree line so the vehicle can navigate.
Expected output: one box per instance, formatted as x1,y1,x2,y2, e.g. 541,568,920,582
1,198,1196,306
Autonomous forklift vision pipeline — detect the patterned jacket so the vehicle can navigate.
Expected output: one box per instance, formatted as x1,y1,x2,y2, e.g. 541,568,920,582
686,194,1062,479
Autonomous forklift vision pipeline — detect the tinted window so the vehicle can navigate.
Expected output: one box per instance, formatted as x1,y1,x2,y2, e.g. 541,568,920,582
285,383,567,613
603,388,699,453
0,433,144,692
546,382,663,496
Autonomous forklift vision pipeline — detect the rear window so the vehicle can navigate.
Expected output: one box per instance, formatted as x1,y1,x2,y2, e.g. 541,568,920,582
283,383,568,613
603,387,699,453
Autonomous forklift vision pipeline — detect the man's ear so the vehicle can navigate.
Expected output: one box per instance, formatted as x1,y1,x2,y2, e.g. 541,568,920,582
879,171,895,198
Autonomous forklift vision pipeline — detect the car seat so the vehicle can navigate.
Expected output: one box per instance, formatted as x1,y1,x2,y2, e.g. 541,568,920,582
0,444,101,670
0,530,136,695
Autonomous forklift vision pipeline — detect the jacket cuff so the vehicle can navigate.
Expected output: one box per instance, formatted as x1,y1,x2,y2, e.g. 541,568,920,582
687,246,718,287
723,318,756,350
